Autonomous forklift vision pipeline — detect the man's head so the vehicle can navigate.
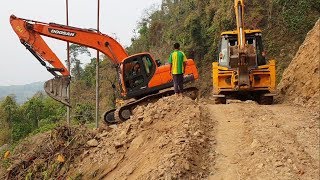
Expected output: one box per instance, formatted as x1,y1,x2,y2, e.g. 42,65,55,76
174,42,180,50
133,63,140,71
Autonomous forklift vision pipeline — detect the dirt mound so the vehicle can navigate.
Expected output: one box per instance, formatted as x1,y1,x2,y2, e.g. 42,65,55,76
1,126,94,179
0,96,214,179
67,96,212,179
278,19,320,109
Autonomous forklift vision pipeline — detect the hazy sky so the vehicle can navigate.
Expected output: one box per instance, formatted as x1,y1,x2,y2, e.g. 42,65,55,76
0,0,161,86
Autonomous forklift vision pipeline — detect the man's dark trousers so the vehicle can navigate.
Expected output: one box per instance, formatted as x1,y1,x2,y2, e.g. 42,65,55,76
173,74,184,93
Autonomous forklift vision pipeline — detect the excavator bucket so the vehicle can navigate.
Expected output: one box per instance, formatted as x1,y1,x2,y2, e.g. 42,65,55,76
44,76,70,107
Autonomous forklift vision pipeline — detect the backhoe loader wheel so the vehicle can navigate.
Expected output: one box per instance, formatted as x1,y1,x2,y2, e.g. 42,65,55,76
214,97,226,104
258,96,273,105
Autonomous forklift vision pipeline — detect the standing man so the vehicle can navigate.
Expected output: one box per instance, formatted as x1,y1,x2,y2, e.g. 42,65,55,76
168,42,187,96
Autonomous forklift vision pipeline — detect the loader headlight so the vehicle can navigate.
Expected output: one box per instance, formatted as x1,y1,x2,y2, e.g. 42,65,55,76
254,75,261,81
225,77,231,84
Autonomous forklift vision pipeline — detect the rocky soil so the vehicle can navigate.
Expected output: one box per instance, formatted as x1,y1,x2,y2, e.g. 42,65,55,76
278,19,320,110
67,96,213,179
207,101,319,179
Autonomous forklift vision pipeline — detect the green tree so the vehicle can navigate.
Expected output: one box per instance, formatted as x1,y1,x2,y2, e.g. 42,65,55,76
0,105,10,145
69,44,91,80
74,103,94,124
21,93,46,129
81,58,97,87
1,95,18,130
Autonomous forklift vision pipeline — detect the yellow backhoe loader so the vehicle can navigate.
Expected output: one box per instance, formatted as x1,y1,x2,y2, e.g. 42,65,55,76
212,0,276,104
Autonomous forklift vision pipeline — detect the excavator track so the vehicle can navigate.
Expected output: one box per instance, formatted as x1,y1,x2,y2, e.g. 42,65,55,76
103,87,199,125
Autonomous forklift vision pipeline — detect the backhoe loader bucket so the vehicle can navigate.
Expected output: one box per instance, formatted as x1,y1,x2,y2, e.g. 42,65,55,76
44,76,70,107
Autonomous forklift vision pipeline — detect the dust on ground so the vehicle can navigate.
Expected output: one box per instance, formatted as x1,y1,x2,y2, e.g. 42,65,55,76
0,95,319,179
0,126,94,179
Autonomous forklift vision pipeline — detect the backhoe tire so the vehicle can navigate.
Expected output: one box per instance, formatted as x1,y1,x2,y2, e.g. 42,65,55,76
258,96,273,105
214,97,227,104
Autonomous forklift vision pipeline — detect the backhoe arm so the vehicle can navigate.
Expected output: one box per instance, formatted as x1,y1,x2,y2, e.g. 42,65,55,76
234,0,246,50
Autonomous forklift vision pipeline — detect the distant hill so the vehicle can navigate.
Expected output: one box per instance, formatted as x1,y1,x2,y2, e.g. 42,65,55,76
0,81,44,104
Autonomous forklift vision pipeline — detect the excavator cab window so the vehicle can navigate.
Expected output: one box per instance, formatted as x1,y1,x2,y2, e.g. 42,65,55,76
142,55,153,77
219,34,262,68
123,58,145,90
122,54,156,93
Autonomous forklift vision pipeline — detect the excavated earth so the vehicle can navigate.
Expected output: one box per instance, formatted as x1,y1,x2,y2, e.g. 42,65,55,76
67,96,213,179
1,18,319,180
277,19,320,109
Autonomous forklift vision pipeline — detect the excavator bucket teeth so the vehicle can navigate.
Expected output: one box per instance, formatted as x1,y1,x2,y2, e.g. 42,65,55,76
44,76,70,107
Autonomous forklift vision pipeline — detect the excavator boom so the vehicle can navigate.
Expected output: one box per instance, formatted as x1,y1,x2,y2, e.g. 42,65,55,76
10,15,129,106
10,15,128,67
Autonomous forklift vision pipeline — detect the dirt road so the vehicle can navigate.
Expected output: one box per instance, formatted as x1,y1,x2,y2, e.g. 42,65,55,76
1,97,319,179
205,101,319,179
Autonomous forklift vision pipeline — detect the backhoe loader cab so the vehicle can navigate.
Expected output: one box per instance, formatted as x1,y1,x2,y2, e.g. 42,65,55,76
218,30,267,68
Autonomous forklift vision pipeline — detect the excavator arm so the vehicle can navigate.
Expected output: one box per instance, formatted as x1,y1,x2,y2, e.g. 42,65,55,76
10,15,129,106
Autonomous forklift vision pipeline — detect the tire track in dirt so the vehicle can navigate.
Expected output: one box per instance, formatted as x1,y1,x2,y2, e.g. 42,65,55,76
205,101,319,179
206,102,250,179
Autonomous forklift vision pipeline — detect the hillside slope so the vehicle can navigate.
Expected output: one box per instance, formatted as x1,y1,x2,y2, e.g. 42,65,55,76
278,19,320,109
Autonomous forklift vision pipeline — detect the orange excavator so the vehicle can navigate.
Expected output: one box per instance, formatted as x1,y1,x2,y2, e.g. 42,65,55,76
10,15,199,124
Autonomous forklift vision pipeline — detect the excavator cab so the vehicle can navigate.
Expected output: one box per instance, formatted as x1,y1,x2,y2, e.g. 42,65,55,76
121,53,156,98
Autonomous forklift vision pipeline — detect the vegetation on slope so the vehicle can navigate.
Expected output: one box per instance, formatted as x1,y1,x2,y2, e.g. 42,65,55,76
128,0,319,91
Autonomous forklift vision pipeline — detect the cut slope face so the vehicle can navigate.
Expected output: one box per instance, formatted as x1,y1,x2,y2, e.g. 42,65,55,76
278,19,320,109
